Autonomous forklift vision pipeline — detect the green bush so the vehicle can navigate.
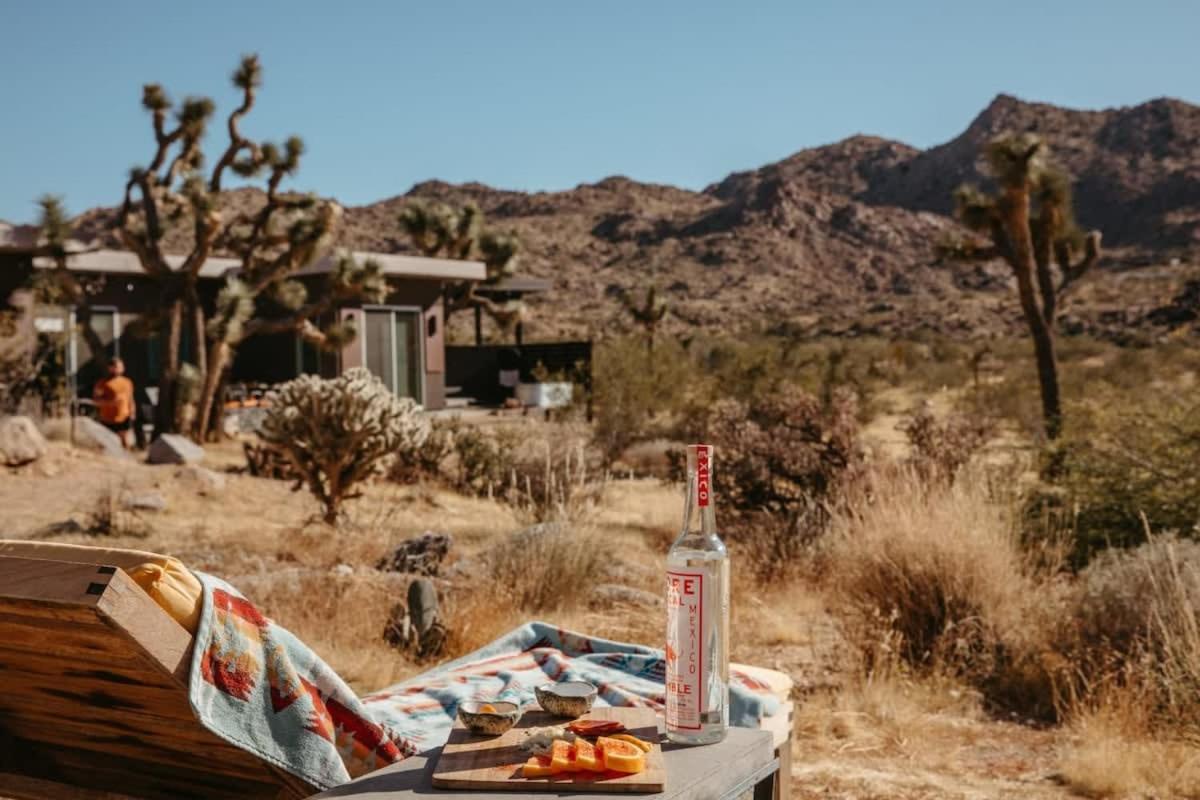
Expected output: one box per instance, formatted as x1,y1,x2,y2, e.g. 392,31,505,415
1053,392,1200,561
591,336,692,465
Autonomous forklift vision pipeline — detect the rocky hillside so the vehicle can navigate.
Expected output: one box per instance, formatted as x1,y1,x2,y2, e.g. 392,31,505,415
71,94,1200,342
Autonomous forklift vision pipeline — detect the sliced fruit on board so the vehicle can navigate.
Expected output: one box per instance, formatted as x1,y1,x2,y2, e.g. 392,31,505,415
573,738,601,772
597,736,647,775
523,756,554,778
549,739,573,774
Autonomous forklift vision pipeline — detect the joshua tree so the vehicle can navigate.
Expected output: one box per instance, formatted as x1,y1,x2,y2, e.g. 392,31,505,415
620,285,668,350
31,197,106,367
398,200,523,330
112,55,378,439
950,133,1102,440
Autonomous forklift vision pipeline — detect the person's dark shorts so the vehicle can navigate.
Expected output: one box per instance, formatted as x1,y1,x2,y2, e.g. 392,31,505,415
101,418,133,433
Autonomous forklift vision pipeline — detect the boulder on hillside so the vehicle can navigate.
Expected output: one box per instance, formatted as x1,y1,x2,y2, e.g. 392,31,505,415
0,416,48,466
175,464,226,496
71,417,132,460
148,434,205,465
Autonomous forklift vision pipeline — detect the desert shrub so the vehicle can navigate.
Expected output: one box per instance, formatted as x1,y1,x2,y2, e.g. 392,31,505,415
260,368,430,523
591,336,692,465
1054,392,1200,561
826,470,1060,717
473,522,609,612
1067,534,1200,730
900,402,992,484
501,438,605,523
678,387,865,579
390,416,456,484
449,423,523,495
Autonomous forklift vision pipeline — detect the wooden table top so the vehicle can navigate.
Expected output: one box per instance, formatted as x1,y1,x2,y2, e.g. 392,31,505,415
313,727,776,800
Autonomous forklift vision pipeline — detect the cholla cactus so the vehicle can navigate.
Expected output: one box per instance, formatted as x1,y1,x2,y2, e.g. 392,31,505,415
260,368,430,523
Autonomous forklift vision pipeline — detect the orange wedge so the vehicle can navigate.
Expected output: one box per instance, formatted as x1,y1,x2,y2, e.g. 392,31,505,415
478,703,497,713
548,739,573,774
522,756,554,778
597,736,646,774
573,738,601,771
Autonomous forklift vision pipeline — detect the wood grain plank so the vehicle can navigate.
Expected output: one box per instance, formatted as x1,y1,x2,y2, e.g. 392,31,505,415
0,558,112,607
94,568,193,684
432,707,666,793
0,770,140,800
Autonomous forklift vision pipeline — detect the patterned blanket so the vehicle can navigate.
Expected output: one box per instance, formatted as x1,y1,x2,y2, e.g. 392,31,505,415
188,572,783,792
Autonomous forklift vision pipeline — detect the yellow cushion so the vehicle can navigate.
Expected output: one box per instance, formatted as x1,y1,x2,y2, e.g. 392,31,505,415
126,559,203,634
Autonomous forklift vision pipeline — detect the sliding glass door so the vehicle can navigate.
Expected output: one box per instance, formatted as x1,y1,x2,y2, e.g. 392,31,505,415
363,307,423,402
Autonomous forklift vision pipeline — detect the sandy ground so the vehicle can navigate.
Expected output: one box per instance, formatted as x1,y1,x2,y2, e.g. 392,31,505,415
0,437,1093,798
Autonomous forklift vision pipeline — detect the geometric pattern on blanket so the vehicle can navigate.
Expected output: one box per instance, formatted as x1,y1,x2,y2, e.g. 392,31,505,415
189,573,416,792
362,622,781,757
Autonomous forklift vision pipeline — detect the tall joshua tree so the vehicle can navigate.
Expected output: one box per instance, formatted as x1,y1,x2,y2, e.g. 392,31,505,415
114,55,379,439
398,200,523,331
950,133,1101,440
620,285,668,351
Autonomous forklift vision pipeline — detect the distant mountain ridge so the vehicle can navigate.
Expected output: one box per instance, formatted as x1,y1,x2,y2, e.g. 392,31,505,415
70,94,1200,341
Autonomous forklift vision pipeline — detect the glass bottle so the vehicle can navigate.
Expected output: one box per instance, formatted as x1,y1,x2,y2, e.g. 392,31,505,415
665,443,730,745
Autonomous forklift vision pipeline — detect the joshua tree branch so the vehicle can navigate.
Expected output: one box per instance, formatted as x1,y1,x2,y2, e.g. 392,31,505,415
210,81,259,193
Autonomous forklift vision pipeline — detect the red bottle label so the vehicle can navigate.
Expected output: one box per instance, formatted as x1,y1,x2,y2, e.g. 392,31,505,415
696,445,711,508
666,569,705,730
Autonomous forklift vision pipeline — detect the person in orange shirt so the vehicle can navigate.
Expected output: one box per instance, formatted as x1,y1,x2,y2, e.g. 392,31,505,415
93,357,136,449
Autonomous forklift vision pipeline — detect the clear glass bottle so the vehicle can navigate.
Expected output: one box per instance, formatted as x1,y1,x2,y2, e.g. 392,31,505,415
665,443,730,745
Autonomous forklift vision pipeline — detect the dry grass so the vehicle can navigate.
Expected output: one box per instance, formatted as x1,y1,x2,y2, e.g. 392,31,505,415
1059,698,1200,799
825,471,1056,689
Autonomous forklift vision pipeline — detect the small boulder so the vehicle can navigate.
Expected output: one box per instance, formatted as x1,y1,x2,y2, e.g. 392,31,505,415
376,532,452,576
123,491,167,512
71,417,132,460
175,464,226,495
0,416,48,466
148,434,205,465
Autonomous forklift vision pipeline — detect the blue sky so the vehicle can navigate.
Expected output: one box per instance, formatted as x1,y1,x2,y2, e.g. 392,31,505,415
2,0,1197,223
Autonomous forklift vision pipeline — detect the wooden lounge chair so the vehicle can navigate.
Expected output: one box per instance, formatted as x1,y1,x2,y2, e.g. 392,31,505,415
0,543,318,800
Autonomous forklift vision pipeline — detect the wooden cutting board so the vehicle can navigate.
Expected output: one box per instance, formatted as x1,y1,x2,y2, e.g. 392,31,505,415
432,706,666,793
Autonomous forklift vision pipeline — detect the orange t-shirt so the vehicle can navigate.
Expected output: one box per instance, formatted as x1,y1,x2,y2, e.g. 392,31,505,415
93,376,135,424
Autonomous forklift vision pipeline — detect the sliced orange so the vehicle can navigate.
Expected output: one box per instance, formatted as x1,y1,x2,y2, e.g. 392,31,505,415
608,733,653,753
548,739,573,774
573,738,601,772
478,703,497,713
523,756,554,778
597,736,646,774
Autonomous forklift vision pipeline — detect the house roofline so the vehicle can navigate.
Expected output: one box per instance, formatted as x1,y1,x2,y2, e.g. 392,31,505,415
31,248,487,282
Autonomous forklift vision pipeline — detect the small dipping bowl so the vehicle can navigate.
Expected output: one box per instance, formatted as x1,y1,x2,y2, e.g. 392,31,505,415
535,681,598,718
458,701,521,735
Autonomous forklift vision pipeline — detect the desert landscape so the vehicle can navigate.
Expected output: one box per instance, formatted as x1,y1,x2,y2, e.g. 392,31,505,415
3,5,1200,799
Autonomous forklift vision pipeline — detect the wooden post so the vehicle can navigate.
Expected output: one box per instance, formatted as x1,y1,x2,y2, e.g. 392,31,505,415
474,306,482,347
515,321,523,347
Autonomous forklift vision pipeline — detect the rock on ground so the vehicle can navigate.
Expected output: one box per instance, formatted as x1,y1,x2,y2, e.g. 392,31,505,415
0,416,48,466
376,532,452,576
68,417,132,460
123,491,167,512
175,464,226,495
148,434,205,465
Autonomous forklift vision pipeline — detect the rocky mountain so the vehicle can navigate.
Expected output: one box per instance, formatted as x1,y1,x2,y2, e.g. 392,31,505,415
69,94,1200,342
